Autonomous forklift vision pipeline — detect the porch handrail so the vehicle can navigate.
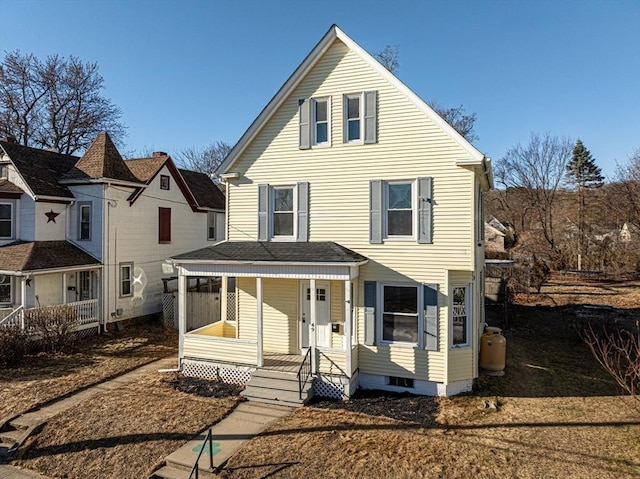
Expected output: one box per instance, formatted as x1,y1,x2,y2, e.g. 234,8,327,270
297,347,313,401
0,305,24,329
188,428,215,479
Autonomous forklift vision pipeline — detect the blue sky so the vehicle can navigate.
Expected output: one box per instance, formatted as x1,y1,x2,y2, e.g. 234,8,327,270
1,0,638,178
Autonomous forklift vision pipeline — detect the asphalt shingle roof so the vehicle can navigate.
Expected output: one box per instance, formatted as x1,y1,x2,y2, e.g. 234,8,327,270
172,241,367,263
0,241,100,272
126,155,168,182
0,179,24,194
179,169,225,210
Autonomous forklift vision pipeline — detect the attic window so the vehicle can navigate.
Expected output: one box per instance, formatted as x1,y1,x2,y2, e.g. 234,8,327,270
0,164,8,178
160,175,170,190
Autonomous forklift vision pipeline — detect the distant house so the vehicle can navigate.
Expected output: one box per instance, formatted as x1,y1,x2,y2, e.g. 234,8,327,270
170,25,493,402
0,133,224,331
484,222,506,253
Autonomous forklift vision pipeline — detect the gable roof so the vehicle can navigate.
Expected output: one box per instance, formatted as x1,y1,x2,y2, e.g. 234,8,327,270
0,179,24,196
0,241,100,273
0,140,78,198
218,24,487,177
179,169,225,210
126,155,168,182
63,132,140,184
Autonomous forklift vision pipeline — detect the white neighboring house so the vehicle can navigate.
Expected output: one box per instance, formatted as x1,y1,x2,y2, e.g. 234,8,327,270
0,133,225,331
170,25,493,403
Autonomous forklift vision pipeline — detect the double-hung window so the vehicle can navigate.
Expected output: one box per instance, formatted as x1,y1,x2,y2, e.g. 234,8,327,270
207,212,216,240
452,285,471,347
382,284,419,344
120,263,133,297
78,202,91,241
0,164,8,178
386,181,414,237
0,275,11,305
272,187,295,238
0,203,13,239
313,98,330,146
345,94,362,142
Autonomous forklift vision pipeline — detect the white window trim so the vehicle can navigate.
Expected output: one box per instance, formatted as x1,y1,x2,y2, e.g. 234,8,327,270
0,275,12,306
207,211,216,241
384,180,417,241
377,282,423,347
450,284,472,349
0,201,14,240
120,263,134,298
312,97,331,147
343,93,364,144
0,163,9,178
78,202,92,241
160,175,170,190
270,185,297,241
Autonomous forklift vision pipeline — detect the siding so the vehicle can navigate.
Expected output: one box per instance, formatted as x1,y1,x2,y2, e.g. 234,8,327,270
183,334,257,364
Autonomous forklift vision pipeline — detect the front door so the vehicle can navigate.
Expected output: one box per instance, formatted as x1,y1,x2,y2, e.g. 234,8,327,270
300,281,331,349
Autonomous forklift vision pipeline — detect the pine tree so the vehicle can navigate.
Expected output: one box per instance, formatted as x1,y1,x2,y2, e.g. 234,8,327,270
566,139,604,269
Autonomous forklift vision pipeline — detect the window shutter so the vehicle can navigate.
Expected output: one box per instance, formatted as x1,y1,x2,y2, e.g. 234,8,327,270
215,212,225,241
364,281,377,346
369,180,383,244
159,207,171,242
418,177,433,244
258,184,269,241
296,182,309,242
364,91,377,144
424,283,439,351
299,99,311,150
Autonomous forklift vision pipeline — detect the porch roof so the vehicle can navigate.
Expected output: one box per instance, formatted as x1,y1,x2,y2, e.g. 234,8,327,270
0,241,101,274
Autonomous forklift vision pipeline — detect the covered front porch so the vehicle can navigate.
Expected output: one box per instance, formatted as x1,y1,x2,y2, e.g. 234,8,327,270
172,241,367,397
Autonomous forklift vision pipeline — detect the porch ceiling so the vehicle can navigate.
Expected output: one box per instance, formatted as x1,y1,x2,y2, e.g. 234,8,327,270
0,241,101,274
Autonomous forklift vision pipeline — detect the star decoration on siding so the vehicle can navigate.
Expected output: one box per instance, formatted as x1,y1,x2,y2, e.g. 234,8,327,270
45,210,60,223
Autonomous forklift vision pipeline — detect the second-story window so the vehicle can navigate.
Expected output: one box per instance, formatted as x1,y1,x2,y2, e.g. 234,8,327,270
272,187,294,238
159,207,171,243
79,203,91,240
207,212,216,240
0,203,13,239
386,182,414,237
313,98,330,146
0,164,8,178
160,175,170,190
345,94,361,142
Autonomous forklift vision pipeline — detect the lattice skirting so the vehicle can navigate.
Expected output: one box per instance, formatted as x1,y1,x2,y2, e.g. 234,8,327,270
182,359,255,385
314,373,357,400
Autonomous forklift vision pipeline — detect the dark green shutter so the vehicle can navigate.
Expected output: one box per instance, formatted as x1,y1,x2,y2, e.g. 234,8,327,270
364,91,377,144
258,184,269,241
364,281,377,345
418,177,433,244
369,180,383,244
424,283,438,351
296,182,309,242
299,99,311,149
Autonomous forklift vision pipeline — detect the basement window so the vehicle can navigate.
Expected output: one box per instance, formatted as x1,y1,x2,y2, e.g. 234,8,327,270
388,376,414,388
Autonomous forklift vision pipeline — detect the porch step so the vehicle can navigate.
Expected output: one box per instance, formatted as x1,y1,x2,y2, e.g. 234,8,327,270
0,416,45,462
241,369,314,407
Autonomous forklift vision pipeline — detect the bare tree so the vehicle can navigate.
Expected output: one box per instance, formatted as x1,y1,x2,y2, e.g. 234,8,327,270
494,133,573,256
0,51,125,154
174,141,232,176
612,148,640,230
374,45,400,74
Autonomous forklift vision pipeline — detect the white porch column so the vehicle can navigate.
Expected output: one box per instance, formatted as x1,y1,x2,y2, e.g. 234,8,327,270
344,280,352,378
221,276,228,323
256,276,264,367
62,273,68,304
310,279,318,374
20,276,27,329
178,270,187,361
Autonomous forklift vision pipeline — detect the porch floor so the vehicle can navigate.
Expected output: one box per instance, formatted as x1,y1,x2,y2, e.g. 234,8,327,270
262,353,305,373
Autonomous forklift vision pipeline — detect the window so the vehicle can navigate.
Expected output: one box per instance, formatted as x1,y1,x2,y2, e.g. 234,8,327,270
386,182,414,237
344,94,361,142
313,98,330,146
78,203,91,240
0,203,12,239
160,175,170,190
272,187,294,238
207,212,216,240
120,263,133,297
0,164,8,178
452,285,471,347
382,284,419,344
388,376,414,388
159,207,171,243
0,275,11,305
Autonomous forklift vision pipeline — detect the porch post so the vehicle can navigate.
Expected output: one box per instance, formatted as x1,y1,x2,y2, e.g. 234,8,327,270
20,276,27,329
178,270,187,361
62,273,67,304
221,276,228,323
310,279,317,374
256,277,263,367
344,280,352,378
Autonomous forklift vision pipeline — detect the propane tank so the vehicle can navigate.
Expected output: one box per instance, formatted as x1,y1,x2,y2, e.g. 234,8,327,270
480,326,506,376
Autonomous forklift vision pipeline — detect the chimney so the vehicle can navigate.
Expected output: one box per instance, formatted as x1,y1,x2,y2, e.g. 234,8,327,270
153,151,167,157
2,135,17,143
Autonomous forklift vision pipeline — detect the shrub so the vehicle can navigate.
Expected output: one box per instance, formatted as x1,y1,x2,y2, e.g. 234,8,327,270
0,325,28,367
530,255,550,293
26,304,78,353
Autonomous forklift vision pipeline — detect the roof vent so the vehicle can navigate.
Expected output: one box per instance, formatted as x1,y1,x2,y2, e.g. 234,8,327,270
153,151,167,157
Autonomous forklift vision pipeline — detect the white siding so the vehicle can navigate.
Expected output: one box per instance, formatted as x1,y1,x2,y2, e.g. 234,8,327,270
183,334,257,364
34,201,67,240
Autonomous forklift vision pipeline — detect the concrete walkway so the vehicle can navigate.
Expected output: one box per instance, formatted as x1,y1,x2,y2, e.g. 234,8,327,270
154,401,293,478
0,356,178,479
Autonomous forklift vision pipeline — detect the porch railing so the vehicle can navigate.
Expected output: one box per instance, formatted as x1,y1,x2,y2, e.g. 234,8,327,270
0,306,24,329
188,428,215,478
297,347,313,401
66,299,99,325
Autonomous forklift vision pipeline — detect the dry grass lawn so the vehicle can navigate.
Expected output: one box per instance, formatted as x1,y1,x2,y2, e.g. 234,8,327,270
0,317,177,420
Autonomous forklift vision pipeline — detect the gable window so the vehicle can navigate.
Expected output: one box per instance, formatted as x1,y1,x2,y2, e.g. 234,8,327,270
452,285,471,347
159,207,171,243
0,164,8,178
343,91,377,144
314,98,330,146
381,284,419,344
0,275,11,305
272,187,294,238
386,182,414,237
120,263,133,297
0,203,13,239
78,202,91,241
160,175,170,190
